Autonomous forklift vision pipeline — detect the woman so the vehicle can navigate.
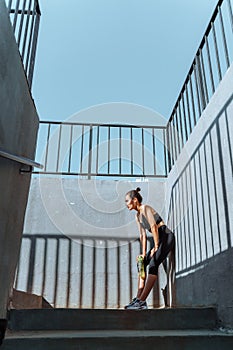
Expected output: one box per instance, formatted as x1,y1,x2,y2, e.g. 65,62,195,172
124,187,175,310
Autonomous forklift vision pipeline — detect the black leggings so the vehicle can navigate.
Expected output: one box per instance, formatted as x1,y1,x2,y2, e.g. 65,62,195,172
144,225,175,276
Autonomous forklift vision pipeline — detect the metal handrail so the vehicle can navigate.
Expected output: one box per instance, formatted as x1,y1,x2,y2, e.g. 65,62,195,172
7,0,41,89
34,121,167,178
0,149,43,169
166,0,233,172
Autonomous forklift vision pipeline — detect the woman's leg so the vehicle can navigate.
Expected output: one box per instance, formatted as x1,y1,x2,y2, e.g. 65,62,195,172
139,231,175,302
138,274,157,301
137,274,146,298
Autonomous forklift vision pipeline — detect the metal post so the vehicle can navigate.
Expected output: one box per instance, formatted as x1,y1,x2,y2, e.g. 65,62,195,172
88,125,93,179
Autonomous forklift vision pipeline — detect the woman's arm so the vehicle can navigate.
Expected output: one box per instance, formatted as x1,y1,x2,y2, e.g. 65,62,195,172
151,224,159,253
139,226,147,257
136,216,147,256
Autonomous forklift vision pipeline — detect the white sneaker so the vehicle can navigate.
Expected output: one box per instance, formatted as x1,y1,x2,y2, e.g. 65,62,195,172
124,297,137,309
126,299,148,310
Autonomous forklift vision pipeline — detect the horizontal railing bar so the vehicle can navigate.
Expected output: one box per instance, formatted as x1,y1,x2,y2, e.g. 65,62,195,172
0,149,43,169
10,10,35,15
23,233,139,242
39,120,167,129
32,171,167,178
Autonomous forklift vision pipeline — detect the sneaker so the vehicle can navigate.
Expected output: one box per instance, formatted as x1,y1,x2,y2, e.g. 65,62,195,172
124,297,137,309
126,299,148,310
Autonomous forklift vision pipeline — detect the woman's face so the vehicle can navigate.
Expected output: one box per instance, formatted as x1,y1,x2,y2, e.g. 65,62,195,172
125,194,137,211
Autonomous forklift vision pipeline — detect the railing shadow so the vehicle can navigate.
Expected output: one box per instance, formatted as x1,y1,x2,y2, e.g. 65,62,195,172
167,93,233,279
14,233,166,309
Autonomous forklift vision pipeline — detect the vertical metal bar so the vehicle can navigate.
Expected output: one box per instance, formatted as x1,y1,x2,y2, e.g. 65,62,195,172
117,244,121,308
17,0,27,46
184,167,192,268
66,239,72,308
189,73,197,126
168,122,174,168
185,84,192,136
56,124,62,172
25,1,36,75
170,117,175,164
130,128,133,175
80,125,84,174
189,161,197,265
152,128,156,176
219,6,230,68
212,21,222,81
68,125,73,173
28,6,40,88
174,110,181,155
96,126,100,174
12,0,20,33
42,238,48,296
193,62,202,119
79,240,84,308
88,125,93,179
173,117,178,161
172,117,177,162
107,126,110,175
119,127,122,175
166,123,171,172
163,128,168,177
228,0,233,33
21,0,33,61
44,123,51,172
53,238,60,307
27,236,36,293
205,35,215,94
196,53,206,111
91,241,96,308
181,95,188,142
200,49,209,104
141,128,145,175
104,240,108,308
177,102,184,148
8,0,13,11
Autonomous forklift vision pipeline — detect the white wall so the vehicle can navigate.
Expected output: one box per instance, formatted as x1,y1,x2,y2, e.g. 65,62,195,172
19,178,166,308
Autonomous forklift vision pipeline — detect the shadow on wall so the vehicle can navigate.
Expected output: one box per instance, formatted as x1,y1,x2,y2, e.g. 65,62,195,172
167,93,233,324
14,234,165,309
167,93,232,274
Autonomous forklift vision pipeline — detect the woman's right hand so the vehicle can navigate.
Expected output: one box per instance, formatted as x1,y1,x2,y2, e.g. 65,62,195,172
136,254,145,262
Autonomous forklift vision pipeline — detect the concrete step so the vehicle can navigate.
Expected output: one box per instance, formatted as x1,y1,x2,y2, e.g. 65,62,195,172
2,329,233,350
8,307,217,331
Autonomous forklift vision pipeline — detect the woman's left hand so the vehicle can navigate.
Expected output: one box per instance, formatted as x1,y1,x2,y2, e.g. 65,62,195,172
150,246,158,258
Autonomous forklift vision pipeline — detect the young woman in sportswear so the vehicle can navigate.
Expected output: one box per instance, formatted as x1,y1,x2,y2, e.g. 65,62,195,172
124,187,175,310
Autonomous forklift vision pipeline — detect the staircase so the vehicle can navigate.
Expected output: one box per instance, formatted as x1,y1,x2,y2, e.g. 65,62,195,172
2,308,233,349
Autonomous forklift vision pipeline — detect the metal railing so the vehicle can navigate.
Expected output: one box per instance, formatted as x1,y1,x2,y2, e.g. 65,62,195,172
166,0,233,172
0,148,43,171
33,121,167,179
7,0,41,89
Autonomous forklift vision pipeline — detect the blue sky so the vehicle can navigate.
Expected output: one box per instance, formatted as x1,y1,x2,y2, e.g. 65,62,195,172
32,0,219,123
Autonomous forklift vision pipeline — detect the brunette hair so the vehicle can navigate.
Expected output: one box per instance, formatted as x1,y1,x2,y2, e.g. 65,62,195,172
126,187,143,204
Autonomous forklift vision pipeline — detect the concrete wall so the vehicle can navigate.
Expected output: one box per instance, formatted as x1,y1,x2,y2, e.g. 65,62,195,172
0,0,39,319
17,178,166,309
165,63,233,327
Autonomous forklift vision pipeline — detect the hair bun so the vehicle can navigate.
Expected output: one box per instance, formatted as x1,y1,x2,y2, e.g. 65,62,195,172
135,187,141,192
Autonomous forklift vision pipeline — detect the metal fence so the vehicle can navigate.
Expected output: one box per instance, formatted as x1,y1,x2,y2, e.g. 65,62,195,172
33,121,167,179
7,0,41,89
166,0,233,172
